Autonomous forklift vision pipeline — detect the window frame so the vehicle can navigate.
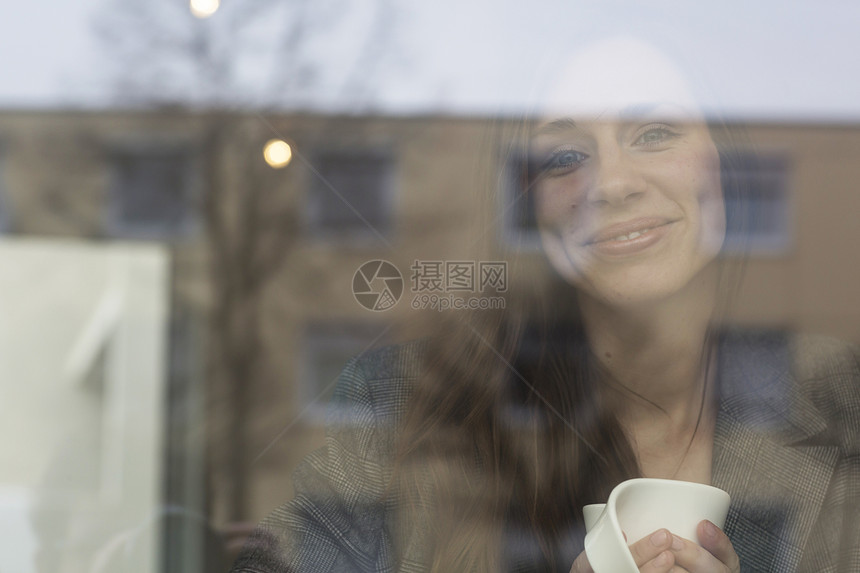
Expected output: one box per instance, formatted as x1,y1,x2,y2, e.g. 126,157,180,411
721,149,794,256
105,139,199,240
304,146,397,244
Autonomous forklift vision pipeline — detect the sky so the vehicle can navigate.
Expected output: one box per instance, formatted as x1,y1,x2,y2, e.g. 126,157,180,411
0,0,859,121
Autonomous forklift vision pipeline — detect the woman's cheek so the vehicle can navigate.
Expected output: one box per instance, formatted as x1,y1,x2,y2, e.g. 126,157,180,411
535,180,574,229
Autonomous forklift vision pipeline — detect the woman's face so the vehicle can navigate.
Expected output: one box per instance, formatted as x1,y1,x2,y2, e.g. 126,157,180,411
531,39,725,308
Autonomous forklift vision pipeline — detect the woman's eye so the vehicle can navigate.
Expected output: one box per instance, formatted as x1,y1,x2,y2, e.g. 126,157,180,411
634,125,677,147
542,148,589,173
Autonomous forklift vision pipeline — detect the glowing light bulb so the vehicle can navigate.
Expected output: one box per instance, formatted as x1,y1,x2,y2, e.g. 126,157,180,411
263,139,293,168
190,0,219,19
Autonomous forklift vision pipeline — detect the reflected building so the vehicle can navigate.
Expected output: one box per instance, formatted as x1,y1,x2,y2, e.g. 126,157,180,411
0,109,858,572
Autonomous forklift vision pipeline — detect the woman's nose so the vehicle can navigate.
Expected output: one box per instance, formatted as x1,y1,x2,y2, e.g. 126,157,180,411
586,151,646,207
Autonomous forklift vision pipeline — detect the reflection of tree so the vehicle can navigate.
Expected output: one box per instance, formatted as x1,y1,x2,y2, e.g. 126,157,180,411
200,115,299,525
92,0,308,108
91,0,400,564
92,0,399,110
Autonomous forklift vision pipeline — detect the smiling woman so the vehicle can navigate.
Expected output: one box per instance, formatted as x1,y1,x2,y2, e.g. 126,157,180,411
531,112,725,308
231,35,860,573
529,39,727,310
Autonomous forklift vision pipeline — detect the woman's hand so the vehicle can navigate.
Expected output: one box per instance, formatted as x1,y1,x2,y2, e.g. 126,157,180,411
570,528,677,572
666,520,740,573
569,521,739,573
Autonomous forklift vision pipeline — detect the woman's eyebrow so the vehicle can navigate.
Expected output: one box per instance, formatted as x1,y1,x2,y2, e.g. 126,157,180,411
534,117,579,136
534,103,692,137
534,106,662,135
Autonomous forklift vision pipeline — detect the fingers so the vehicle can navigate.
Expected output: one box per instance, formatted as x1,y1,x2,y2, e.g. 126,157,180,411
698,520,741,572
668,534,725,572
641,549,677,572
574,524,738,573
628,529,676,572
668,522,740,573
571,530,678,573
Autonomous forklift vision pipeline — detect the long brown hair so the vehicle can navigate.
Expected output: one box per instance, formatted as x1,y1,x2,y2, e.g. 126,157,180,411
389,110,755,571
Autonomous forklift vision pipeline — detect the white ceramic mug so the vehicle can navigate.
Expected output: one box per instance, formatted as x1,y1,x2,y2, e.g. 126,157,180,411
583,478,730,573
583,503,606,532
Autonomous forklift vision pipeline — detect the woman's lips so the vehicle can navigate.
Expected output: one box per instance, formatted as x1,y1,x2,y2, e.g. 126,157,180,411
584,218,676,256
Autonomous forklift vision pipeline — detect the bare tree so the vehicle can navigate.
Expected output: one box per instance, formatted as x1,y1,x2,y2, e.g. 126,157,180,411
92,0,400,540
92,0,398,110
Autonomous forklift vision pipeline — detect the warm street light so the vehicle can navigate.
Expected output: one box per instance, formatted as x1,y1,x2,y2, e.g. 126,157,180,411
263,139,292,168
190,0,219,18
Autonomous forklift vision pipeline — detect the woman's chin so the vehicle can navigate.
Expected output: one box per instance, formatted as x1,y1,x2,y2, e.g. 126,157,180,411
578,262,720,312
582,282,683,310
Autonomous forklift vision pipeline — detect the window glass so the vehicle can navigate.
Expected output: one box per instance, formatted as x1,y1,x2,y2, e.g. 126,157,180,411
306,150,394,241
109,148,196,239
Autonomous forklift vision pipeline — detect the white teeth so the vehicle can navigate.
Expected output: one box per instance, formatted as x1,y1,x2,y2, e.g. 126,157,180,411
610,229,647,242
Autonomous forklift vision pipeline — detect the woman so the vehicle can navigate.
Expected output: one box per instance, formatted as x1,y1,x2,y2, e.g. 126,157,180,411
232,36,860,572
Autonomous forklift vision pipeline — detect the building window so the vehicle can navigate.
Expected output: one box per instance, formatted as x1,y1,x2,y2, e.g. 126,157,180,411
108,145,196,239
500,150,540,248
723,151,792,254
300,322,390,417
306,150,394,241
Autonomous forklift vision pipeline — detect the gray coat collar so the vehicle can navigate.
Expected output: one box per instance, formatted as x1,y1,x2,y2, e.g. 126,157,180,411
712,330,839,572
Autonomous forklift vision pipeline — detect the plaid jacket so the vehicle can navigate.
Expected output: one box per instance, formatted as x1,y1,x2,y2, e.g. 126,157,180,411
231,331,860,572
